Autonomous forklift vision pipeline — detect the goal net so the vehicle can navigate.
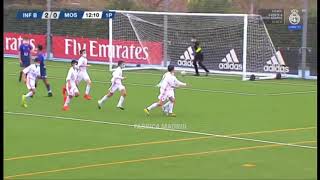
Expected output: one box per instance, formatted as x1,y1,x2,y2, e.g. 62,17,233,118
110,10,289,80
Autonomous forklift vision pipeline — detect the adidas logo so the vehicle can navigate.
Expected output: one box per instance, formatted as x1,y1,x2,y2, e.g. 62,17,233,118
177,46,194,67
218,49,242,70
264,51,289,73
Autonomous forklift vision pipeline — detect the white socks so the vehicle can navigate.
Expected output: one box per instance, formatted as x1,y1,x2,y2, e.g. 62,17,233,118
117,96,125,107
147,101,173,112
168,102,174,113
85,84,91,95
25,91,33,97
147,103,159,111
25,91,33,100
162,101,170,112
99,95,109,105
64,96,71,106
98,95,125,108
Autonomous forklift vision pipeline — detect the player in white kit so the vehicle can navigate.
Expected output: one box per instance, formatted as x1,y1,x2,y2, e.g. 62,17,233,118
63,60,80,111
97,61,127,110
77,49,92,100
144,65,187,117
21,57,41,108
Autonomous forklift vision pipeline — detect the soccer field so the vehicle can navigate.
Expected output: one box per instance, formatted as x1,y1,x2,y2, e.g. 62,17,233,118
4,57,317,179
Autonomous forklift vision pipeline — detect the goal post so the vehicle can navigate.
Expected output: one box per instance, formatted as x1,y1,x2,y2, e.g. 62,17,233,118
108,12,162,72
109,10,295,80
108,16,113,72
242,14,248,81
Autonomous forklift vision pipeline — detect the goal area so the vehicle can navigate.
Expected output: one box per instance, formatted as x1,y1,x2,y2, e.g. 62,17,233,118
109,10,294,80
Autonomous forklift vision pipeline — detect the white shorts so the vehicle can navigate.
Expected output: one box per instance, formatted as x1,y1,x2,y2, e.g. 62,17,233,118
109,82,125,93
66,82,79,96
77,71,91,83
158,89,175,102
26,77,36,90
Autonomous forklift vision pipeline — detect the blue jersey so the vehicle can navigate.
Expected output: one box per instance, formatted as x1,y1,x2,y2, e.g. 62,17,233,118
37,52,47,77
37,52,45,68
19,44,32,65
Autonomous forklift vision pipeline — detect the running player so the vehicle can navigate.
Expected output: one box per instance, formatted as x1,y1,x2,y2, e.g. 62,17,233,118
21,57,41,108
97,61,127,110
144,65,187,117
36,44,53,97
63,60,80,111
77,49,92,100
19,37,33,82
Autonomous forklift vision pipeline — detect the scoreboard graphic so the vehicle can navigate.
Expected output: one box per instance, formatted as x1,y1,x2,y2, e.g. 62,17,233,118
16,11,116,19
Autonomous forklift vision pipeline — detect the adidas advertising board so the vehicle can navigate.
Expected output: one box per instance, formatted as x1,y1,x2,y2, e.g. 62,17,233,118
218,49,242,70
263,51,289,73
171,44,296,75
174,46,244,71
177,46,194,67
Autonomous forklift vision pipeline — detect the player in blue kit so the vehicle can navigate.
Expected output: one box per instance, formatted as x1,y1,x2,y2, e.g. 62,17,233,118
36,44,53,97
19,37,33,82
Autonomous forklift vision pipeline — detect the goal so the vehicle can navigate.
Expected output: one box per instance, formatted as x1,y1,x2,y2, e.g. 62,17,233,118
109,10,290,80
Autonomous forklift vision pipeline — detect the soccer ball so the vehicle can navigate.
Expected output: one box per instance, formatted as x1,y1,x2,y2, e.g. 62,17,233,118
181,71,186,76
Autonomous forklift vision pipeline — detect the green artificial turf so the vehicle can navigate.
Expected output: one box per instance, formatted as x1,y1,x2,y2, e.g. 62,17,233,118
4,58,317,180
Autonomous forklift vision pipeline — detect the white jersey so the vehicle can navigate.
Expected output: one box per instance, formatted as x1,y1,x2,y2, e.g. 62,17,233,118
111,67,124,84
66,67,79,84
23,64,40,80
156,72,170,87
159,72,186,91
78,56,88,72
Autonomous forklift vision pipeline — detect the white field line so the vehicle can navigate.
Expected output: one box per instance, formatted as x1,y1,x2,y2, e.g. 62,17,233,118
4,111,317,149
7,74,316,96
266,91,317,96
252,80,317,87
7,74,257,96
5,61,316,87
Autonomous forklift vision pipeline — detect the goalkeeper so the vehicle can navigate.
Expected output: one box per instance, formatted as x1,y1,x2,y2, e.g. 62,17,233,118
193,41,209,76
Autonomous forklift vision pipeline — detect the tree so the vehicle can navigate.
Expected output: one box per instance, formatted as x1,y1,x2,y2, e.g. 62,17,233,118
106,0,142,10
187,0,237,13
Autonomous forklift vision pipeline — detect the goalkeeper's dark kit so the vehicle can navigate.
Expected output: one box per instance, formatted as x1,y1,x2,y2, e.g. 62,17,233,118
193,42,209,76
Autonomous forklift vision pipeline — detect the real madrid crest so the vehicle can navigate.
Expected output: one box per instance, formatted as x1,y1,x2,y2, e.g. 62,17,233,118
289,9,300,25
